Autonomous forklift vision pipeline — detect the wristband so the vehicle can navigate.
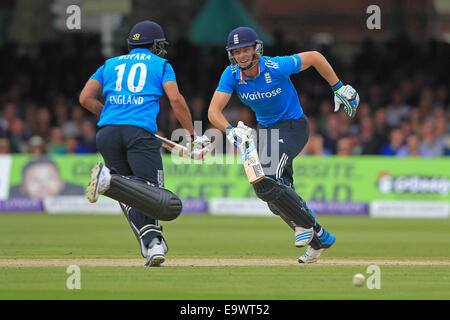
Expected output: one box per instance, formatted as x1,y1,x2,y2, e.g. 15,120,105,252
332,81,343,92
226,125,233,134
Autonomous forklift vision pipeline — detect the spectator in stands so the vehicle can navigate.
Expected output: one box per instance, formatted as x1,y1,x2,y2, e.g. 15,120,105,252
316,99,333,133
0,138,11,154
35,107,52,138
399,116,414,140
435,115,450,155
386,91,410,127
373,107,389,144
23,103,38,136
321,113,340,154
396,133,433,157
349,127,362,155
53,100,69,127
7,118,31,153
76,120,96,153
359,115,384,154
380,128,404,156
64,135,79,154
420,120,442,156
417,87,434,120
336,136,353,156
368,84,383,110
1,103,17,129
28,136,46,157
48,126,67,154
190,96,207,123
62,105,84,138
337,111,352,137
355,102,371,120
434,86,448,108
301,134,327,156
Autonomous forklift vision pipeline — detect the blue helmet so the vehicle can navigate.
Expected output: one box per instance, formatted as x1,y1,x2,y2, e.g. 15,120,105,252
127,21,169,57
226,27,263,70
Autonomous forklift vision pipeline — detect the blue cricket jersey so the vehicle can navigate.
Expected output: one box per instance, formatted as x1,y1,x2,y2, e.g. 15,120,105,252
216,55,303,127
90,48,176,133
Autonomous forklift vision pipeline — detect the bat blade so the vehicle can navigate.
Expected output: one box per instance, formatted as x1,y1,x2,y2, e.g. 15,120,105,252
241,140,265,184
155,134,190,159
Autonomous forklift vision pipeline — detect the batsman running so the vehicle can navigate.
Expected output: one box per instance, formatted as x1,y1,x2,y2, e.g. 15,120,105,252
208,27,360,263
79,21,209,267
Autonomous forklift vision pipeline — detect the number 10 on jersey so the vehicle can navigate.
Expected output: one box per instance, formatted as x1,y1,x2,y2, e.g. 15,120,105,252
114,63,147,93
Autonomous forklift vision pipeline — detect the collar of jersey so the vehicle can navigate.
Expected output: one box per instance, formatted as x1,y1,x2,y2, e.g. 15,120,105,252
234,57,266,81
130,48,153,54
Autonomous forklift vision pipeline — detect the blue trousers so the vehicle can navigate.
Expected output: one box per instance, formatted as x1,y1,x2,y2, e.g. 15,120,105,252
96,125,164,247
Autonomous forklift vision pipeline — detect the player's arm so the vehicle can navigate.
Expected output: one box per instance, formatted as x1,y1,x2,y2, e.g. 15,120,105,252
298,51,339,86
163,80,195,135
208,90,253,151
298,51,360,118
79,79,104,116
207,90,233,133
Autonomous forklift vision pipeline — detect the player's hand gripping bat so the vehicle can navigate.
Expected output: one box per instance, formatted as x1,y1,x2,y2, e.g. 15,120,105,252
155,134,213,160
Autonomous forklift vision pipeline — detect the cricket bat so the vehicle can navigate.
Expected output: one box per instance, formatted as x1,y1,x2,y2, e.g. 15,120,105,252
155,134,213,160
240,137,265,184
155,134,191,158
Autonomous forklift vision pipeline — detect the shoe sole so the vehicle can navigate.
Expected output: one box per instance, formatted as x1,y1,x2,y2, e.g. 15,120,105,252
298,248,326,264
298,238,336,263
86,162,102,203
146,255,165,267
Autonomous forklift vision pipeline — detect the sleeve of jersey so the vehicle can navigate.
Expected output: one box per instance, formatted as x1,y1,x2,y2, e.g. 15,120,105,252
215,67,235,94
278,54,302,76
162,62,177,84
89,65,105,84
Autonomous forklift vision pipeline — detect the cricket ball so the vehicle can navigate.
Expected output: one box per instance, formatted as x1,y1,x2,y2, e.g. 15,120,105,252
352,273,366,287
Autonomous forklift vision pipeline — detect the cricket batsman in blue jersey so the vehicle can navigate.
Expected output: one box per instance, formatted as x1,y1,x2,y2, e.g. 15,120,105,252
79,21,207,267
208,27,360,263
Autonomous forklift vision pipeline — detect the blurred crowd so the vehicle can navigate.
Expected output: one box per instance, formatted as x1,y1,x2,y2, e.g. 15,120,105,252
0,33,449,157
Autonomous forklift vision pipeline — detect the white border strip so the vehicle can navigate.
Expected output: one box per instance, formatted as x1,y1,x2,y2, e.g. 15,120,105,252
209,198,274,217
370,201,449,218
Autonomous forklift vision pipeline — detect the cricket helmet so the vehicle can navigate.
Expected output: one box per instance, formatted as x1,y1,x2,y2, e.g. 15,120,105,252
127,21,169,57
226,27,263,70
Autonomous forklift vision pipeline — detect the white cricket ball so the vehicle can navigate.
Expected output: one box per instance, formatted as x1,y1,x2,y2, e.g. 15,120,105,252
352,273,366,287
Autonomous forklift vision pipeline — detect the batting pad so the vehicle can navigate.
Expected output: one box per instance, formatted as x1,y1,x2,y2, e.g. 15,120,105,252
104,175,182,221
253,178,315,229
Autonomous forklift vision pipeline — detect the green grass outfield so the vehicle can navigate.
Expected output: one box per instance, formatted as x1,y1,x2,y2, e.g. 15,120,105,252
0,213,449,300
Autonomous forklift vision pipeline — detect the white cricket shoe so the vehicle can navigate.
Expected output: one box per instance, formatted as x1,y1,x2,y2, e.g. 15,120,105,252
86,162,111,203
145,238,166,267
294,226,314,247
298,246,327,264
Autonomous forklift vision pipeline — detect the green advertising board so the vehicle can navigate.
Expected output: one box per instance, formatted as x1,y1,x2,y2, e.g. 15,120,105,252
7,154,450,202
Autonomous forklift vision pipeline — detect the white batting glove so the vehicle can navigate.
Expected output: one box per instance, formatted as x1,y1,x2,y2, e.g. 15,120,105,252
190,135,212,160
332,81,360,118
226,121,253,148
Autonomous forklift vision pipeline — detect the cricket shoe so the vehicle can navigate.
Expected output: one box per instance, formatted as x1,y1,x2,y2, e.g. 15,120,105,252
145,238,166,267
298,230,336,264
86,162,111,203
294,226,314,247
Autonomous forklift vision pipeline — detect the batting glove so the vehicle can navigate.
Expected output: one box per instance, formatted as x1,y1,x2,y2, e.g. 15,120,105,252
190,135,213,160
332,81,360,118
226,121,253,148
